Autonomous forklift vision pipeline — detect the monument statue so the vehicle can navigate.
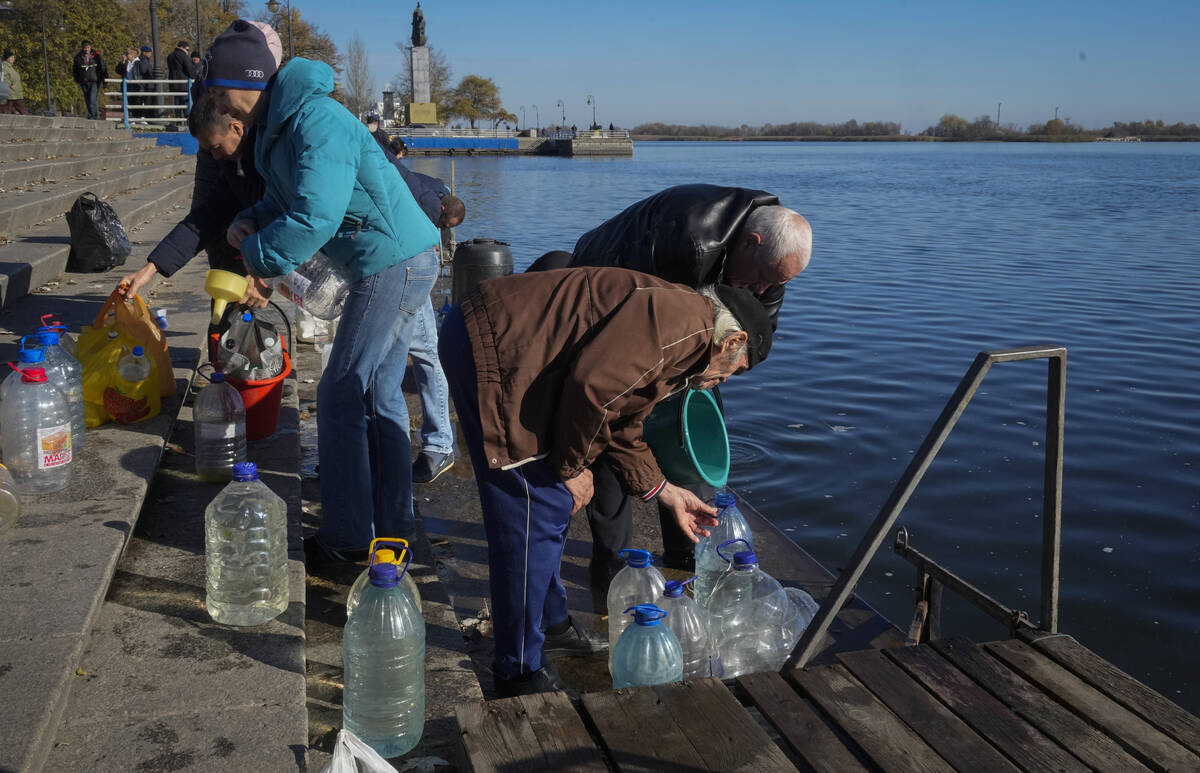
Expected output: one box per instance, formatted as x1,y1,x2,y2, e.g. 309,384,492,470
411,3,427,47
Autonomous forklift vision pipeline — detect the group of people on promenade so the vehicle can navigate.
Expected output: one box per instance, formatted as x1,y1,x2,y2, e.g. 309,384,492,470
114,18,812,698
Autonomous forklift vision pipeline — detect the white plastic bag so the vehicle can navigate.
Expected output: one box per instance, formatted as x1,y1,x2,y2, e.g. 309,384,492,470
320,729,397,773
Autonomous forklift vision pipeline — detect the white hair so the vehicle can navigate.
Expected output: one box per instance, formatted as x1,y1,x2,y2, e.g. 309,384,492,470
698,286,746,354
744,205,811,267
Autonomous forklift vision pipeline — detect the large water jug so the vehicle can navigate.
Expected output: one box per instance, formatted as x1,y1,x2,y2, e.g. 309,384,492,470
706,539,791,678
39,315,77,357
204,462,289,625
194,371,246,482
607,549,666,669
611,604,684,689
37,331,85,454
693,491,753,608
0,463,19,533
661,577,721,679
1,365,73,494
346,538,422,619
270,251,352,320
343,558,426,758
105,346,160,424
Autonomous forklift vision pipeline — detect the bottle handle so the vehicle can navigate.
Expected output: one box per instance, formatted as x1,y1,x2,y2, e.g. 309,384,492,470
716,538,749,564
367,536,411,569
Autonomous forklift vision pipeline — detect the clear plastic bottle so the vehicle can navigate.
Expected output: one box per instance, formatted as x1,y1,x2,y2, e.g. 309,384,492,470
194,371,246,483
660,577,721,679
607,548,666,670
611,604,683,689
37,330,85,454
343,560,426,758
204,462,289,626
693,491,754,609
39,315,76,357
0,365,74,495
0,463,21,533
346,539,421,619
216,312,258,378
105,346,160,424
271,251,352,320
706,539,792,678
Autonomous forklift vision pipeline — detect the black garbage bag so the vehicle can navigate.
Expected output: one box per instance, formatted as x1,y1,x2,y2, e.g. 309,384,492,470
65,192,132,272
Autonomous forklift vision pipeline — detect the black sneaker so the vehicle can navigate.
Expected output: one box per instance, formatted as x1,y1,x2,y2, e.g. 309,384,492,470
412,451,454,484
542,617,608,660
303,536,368,570
494,663,569,698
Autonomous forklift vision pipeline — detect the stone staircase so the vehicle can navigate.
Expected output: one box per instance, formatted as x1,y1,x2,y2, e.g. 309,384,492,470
0,115,309,772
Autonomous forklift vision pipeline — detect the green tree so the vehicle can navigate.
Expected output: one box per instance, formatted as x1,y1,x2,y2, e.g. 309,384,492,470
255,7,339,71
1043,118,1065,134
393,42,453,120
119,0,246,58
447,74,505,130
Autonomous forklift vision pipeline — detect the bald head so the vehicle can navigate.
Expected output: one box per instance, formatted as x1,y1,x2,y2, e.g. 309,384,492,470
726,206,812,295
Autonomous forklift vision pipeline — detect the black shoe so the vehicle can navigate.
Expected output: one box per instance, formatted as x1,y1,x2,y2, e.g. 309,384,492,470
494,663,568,698
662,549,696,572
412,451,454,484
303,536,368,570
542,617,608,660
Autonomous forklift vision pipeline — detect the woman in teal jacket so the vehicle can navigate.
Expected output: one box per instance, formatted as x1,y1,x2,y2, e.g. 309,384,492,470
209,20,440,561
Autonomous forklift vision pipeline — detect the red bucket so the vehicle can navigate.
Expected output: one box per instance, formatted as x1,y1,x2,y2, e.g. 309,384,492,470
208,334,293,441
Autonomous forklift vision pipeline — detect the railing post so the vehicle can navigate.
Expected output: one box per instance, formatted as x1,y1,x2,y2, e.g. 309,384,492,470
1041,351,1066,632
122,79,129,130
187,78,193,115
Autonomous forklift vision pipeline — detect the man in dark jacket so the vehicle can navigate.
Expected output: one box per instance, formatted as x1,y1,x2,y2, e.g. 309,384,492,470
440,267,772,696
72,41,108,119
537,183,812,587
167,41,196,113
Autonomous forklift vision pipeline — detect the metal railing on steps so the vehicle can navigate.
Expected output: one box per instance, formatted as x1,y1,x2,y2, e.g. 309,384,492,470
102,78,193,129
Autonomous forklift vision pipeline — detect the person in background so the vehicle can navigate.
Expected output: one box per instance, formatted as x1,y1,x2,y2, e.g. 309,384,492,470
206,19,440,564
72,41,108,120
167,40,196,114
363,110,390,149
440,267,773,696
191,51,203,71
116,48,138,80
389,136,407,158
1,51,27,115
532,183,812,591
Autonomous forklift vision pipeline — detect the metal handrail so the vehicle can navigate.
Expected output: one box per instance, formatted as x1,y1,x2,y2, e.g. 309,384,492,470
102,77,192,129
782,344,1067,670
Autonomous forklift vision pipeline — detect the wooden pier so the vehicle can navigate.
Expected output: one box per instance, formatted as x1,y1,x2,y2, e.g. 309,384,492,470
455,631,1200,771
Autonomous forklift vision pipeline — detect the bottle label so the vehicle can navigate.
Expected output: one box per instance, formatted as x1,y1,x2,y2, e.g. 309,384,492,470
278,272,312,307
38,423,72,469
200,422,240,440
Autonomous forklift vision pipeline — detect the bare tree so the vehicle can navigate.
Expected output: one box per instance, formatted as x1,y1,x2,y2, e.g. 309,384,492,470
343,32,375,118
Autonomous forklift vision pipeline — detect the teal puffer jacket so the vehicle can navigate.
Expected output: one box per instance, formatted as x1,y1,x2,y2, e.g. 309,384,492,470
237,58,438,282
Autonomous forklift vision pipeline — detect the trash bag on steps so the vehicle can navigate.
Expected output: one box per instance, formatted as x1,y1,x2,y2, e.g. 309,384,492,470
65,192,132,272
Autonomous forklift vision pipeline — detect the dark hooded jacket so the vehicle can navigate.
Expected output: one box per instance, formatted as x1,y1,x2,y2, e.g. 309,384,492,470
72,49,108,84
569,183,785,324
166,46,195,82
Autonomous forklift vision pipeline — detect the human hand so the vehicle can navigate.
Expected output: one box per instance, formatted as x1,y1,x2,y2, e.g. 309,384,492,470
117,262,159,301
226,219,257,250
564,468,594,514
658,482,718,543
240,276,273,309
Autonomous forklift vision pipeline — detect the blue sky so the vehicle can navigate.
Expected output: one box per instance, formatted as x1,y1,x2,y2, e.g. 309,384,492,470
294,0,1199,131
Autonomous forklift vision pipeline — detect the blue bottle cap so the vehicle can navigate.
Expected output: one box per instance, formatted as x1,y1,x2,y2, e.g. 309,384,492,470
132,346,144,357
35,330,59,347
369,562,400,588
625,603,667,626
663,576,697,598
232,462,258,481
714,491,736,508
211,371,225,383
619,548,653,568
733,550,758,568
18,346,44,363
242,312,253,322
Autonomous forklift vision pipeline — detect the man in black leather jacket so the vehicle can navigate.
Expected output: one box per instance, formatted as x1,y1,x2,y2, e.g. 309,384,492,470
534,183,811,587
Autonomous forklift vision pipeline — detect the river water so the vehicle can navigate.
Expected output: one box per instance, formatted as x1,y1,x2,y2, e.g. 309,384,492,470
409,141,1200,710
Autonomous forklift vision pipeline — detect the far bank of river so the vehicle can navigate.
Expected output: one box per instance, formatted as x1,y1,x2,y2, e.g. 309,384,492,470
632,134,1199,142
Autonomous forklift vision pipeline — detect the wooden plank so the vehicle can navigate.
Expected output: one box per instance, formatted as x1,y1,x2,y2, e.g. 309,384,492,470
1023,632,1200,757
518,691,609,772
457,695,548,772
987,640,1200,772
885,644,1089,773
581,685,709,772
737,671,871,773
650,679,799,772
790,663,955,773
837,648,1021,772
932,637,1151,773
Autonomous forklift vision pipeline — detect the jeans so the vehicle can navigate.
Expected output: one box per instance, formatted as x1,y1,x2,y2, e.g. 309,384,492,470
81,82,99,119
440,306,572,679
315,249,438,550
407,297,453,457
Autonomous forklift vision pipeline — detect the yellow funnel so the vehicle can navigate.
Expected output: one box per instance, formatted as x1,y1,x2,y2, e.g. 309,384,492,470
205,269,249,325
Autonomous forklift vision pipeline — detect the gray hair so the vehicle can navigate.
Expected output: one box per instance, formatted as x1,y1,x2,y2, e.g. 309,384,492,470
699,286,746,355
744,205,811,267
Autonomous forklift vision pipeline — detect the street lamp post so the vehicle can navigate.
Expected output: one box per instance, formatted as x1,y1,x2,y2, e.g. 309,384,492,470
531,104,539,130
519,105,524,130
555,99,565,127
265,0,295,59
149,0,162,75
997,102,1001,126
586,94,595,128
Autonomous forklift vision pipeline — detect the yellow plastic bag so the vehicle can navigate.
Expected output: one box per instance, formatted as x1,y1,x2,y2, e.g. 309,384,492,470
79,327,136,427
101,347,160,425
95,288,175,398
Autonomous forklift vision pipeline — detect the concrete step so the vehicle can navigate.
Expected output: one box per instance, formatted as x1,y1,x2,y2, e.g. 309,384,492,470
0,171,194,310
0,211,219,773
0,125,133,143
0,114,127,131
0,137,162,164
0,155,193,237
0,146,182,189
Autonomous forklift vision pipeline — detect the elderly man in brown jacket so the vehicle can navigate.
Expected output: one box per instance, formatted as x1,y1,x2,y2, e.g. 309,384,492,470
439,266,773,697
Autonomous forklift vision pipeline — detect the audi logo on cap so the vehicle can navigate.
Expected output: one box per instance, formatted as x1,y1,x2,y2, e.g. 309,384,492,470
245,68,265,78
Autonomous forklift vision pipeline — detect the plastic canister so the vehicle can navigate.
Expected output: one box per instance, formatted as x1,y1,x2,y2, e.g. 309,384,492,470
451,238,513,306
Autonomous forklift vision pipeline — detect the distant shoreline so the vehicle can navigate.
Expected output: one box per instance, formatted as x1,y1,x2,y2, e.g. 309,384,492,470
630,135,1200,143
